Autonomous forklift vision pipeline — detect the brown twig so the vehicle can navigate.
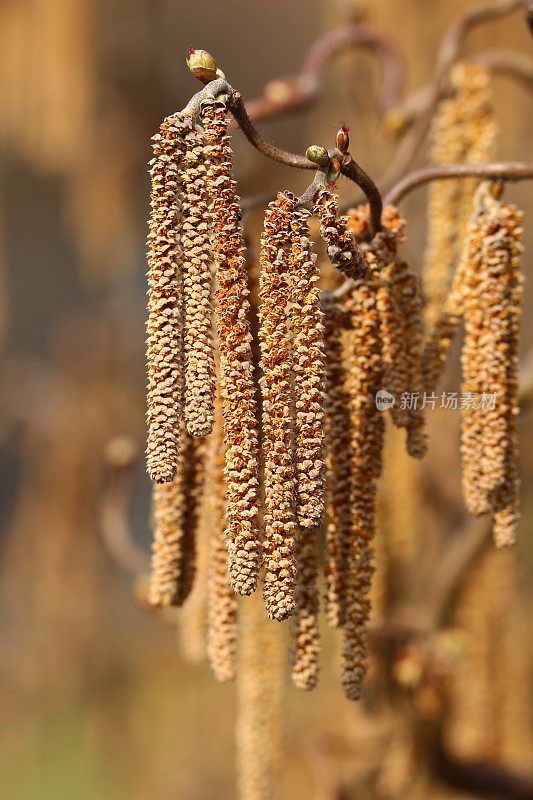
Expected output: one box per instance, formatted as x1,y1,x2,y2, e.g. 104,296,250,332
475,47,533,84
227,90,382,231
384,161,533,205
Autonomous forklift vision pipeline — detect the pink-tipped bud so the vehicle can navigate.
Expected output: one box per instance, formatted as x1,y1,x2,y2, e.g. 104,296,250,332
336,124,350,153
186,48,217,84
327,157,341,185
306,145,328,167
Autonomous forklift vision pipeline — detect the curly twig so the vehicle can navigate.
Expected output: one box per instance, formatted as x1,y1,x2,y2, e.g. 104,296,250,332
227,23,404,129
384,161,533,205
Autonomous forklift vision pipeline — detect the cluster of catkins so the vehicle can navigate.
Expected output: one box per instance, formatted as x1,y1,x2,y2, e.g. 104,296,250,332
145,92,523,699
423,61,496,328
421,183,524,548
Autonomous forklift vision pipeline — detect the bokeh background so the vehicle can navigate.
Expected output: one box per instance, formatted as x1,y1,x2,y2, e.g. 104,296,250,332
0,1,532,799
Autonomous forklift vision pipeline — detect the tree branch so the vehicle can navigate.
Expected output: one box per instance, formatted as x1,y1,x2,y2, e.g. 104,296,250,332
226,23,404,130
227,89,313,169
227,90,383,229
384,161,533,205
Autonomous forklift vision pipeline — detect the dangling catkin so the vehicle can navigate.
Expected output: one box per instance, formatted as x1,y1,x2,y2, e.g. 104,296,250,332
460,196,523,533
390,259,428,458
237,591,285,800
454,63,497,250
376,271,409,429
347,204,405,274
422,203,485,395
207,393,237,682
149,430,207,607
146,113,189,483
288,209,326,529
460,214,488,516
259,193,298,621
181,124,216,437
201,98,260,595
422,62,496,329
342,278,383,700
480,202,523,545
323,301,353,628
289,526,320,690
314,189,366,279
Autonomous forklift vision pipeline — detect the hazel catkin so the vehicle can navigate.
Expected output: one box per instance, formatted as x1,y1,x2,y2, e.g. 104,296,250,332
314,189,366,280
323,301,354,629
146,113,189,483
149,430,207,608
207,396,238,682
342,278,383,700
464,200,523,543
181,124,216,437
201,98,261,596
259,193,298,621
290,526,320,690
288,209,326,529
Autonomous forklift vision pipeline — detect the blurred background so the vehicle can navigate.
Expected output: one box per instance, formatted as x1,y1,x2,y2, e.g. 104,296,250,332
0,1,532,798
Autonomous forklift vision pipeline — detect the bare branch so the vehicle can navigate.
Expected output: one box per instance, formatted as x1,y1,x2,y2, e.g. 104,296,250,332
227,23,404,130
384,161,533,206
227,90,313,169
436,0,524,75
227,91,383,228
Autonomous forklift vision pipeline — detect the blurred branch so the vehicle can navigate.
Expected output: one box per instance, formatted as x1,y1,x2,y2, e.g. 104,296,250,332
527,0,533,33
436,741,533,799
227,23,404,129
475,47,533,83
98,437,149,577
384,161,533,205
371,0,526,199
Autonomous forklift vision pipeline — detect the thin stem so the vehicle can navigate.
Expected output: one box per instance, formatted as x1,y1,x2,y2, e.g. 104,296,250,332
341,157,382,233
227,89,383,229
384,161,533,205
227,90,314,169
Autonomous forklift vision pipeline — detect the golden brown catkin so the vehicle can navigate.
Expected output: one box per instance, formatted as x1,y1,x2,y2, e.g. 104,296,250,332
290,527,320,690
454,63,497,250
390,259,428,458
479,202,523,545
422,62,496,329
347,203,406,275
460,213,488,515
181,124,216,437
342,278,383,701
314,189,366,279
237,592,285,800
289,210,326,529
207,395,237,682
460,197,523,532
259,193,298,621
376,271,409,429
149,430,207,607
422,204,485,396
146,113,189,483
323,301,353,628
201,98,260,595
